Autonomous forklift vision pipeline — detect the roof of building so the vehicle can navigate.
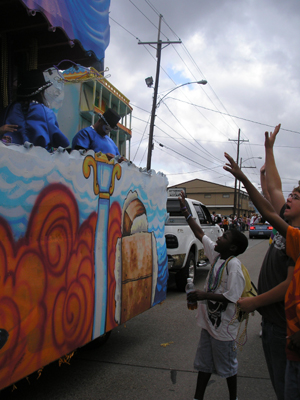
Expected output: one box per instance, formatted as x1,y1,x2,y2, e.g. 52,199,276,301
169,178,249,195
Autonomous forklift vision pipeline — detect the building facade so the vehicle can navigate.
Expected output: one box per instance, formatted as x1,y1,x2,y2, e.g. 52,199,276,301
168,178,255,217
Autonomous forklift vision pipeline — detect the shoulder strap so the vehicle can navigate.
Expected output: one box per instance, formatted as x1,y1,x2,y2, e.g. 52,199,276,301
225,255,235,274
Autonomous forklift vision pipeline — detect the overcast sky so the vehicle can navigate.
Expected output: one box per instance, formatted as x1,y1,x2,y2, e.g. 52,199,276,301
104,0,300,195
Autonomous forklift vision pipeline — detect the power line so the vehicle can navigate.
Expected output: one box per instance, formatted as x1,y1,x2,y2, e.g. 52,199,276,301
109,16,141,41
153,139,224,171
161,101,225,164
132,114,150,162
110,3,299,187
112,3,248,173
135,7,273,168
128,0,158,30
173,43,240,136
120,3,239,141
109,7,240,145
168,98,300,134
144,0,161,18
154,125,221,166
131,101,235,163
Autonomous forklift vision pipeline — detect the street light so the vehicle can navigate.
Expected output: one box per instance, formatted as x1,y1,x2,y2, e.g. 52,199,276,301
156,80,207,108
146,79,207,171
241,157,262,166
145,77,154,88
237,156,262,217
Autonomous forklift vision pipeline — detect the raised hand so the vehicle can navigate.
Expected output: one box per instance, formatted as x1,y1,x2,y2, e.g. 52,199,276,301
265,123,281,149
178,190,186,209
223,153,246,181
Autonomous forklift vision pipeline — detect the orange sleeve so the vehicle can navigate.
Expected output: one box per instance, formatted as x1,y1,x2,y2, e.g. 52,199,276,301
286,225,300,261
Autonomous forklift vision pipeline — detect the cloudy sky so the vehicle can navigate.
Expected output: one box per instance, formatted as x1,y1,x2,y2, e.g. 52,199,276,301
104,0,300,194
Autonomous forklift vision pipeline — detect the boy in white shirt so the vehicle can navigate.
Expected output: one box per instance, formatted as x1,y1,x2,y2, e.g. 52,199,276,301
179,191,247,400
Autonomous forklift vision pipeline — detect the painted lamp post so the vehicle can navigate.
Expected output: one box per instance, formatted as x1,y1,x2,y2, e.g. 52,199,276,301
83,153,121,338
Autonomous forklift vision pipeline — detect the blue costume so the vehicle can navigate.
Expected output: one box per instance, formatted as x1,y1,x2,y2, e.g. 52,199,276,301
72,126,120,155
4,102,69,151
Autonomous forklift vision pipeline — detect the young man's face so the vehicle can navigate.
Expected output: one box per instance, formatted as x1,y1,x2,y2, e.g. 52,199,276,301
284,190,300,222
214,231,233,254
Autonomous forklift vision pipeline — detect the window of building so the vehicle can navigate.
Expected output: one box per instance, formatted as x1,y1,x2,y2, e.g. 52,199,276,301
204,194,211,198
222,194,230,198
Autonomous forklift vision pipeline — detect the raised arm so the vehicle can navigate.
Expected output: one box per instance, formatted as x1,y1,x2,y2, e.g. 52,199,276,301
238,265,294,312
223,153,288,238
265,124,286,214
260,164,271,203
178,191,205,242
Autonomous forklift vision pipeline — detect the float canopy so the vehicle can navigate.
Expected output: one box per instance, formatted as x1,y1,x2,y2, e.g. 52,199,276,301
0,0,111,71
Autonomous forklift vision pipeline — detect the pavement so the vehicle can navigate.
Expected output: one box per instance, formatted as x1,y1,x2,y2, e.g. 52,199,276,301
1,233,277,400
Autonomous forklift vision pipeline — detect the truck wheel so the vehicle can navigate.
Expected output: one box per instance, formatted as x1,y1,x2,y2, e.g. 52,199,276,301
175,252,196,292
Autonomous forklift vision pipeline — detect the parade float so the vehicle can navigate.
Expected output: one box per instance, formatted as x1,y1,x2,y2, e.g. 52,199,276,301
0,0,168,391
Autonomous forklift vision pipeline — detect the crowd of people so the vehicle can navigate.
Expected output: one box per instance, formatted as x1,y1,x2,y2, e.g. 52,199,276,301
210,212,263,232
0,69,122,159
182,124,299,400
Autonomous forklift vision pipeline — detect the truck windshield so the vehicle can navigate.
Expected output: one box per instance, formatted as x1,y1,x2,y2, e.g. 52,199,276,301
193,203,211,225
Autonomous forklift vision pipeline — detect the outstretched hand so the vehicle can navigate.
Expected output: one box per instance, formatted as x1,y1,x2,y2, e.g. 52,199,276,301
178,190,186,209
223,153,246,181
265,124,281,149
237,297,257,313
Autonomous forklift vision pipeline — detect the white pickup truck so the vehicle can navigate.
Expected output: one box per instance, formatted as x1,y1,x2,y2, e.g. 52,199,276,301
165,196,223,291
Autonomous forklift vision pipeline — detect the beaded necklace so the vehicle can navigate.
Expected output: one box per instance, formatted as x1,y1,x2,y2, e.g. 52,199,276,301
207,255,227,292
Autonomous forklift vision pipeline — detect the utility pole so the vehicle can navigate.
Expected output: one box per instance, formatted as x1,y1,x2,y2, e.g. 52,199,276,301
138,15,181,171
237,157,256,217
228,129,249,216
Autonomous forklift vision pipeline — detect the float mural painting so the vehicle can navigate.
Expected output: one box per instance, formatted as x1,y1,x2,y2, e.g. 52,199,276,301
0,143,168,390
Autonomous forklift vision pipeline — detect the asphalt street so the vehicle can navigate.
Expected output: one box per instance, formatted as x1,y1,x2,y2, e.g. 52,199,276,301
2,233,277,400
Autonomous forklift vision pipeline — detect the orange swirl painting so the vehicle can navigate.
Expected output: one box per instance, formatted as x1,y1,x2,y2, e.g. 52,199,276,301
0,146,168,391
0,183,96,389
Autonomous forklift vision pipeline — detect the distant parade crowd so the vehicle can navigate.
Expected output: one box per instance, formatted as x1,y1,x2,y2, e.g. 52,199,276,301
210,212,263,231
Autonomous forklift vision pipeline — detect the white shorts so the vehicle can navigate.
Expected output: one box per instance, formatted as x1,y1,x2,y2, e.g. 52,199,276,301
194,329,238,378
